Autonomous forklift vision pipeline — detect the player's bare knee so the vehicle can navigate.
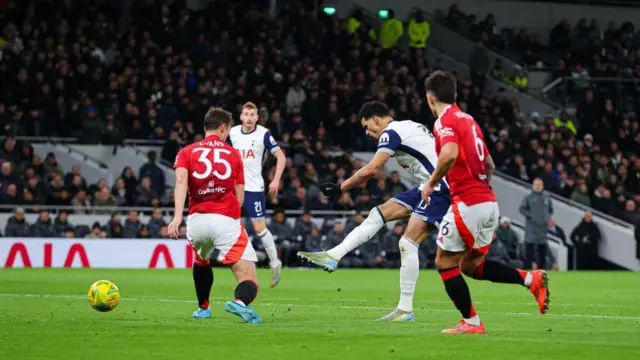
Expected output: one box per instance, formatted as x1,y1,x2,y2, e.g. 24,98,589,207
231,260,258,283
459,252,484,277
252,220,266,234
435,249,460,269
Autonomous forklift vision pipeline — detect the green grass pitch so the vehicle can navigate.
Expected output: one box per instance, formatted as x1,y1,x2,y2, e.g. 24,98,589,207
1,269,639,359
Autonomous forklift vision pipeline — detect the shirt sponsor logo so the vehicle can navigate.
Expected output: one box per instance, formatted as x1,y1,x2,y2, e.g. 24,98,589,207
437,127,454,138
378,132,390,146
198,181,226,195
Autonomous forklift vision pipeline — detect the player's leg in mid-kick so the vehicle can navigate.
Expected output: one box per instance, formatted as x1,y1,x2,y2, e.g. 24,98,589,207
435,201,549,335
245,191,282,287
377,192,449,322
224,258,262,324
297,198,411,272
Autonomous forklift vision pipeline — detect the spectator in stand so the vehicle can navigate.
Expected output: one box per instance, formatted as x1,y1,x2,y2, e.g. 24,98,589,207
86,222,104,239
547,217,567,244
469,40,490,92
4,207,29,237
64,165,86,189
293,211,314,242
520,178,554,269
379,9,403,51
137,225,151,239
495,216,520,262
111,178,129,206
570,211,602,269
71,189,92,214
570,182,592,207
54,211,72,236
93,187,116,214
407,10,430,59
135,176,158,207
268,209,296,266
63,228,76,239
487,232,514,266
304,226,325,252
123,211,142,239
147,208,167,238
139,151,165,197
30,210,55,237
1,183,20,206
109,223,124,239
620,199,639,224
380,222,403,268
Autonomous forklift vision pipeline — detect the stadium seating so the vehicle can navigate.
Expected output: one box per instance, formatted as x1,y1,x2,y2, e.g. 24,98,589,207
0,0,638,270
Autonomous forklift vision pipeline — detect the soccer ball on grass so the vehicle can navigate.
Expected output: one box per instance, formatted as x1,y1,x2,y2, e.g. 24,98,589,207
88,280,120,312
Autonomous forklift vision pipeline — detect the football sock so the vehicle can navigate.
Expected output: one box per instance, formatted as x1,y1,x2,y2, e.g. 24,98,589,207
327,207,385,260
474,260,530,287
234,280,259,306
397,236,420,313
439,266,480,325
257,229,280,267
193,262,213,309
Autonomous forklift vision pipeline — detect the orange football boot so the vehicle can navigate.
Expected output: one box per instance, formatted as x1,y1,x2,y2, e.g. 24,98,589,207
441,320,486,334
529,270,550,314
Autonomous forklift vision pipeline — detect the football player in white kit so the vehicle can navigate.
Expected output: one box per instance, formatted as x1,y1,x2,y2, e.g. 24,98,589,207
229,102,286,287
298,101,451,321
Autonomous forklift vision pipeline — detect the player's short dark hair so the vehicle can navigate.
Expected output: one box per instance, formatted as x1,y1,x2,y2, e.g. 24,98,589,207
204,107,232,131
357,101,390,121
424,71,457,104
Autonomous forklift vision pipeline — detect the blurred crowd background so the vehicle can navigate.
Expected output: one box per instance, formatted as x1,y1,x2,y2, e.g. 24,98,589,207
0,0,638,269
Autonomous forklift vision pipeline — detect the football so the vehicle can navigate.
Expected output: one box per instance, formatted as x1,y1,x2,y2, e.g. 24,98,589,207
87,280,120,312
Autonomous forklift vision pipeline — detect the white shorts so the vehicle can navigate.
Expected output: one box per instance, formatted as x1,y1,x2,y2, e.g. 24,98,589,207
436,201,499,255
186,213,257,265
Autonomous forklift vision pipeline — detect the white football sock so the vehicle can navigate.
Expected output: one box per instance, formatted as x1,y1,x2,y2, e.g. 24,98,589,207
326,208,385,260
524,272,533,287
257,229,280,267
464,315,481,326
397,236,420,313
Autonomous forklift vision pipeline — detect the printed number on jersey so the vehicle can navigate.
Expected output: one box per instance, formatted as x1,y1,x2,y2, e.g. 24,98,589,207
192,148,232,180
471,125,485,161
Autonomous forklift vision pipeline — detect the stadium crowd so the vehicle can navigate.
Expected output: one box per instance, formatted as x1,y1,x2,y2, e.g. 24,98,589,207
0,0,639,268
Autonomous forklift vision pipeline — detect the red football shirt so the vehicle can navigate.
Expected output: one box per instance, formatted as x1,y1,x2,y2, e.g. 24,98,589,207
433,104,496,206
173,134,245,218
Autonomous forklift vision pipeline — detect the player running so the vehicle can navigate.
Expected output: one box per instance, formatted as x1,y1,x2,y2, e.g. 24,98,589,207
422,71,549,334
168,108,262,324
298,100,450,321
229,102,286,287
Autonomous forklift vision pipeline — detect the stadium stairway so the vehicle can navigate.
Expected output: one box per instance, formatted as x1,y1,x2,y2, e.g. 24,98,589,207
32,143,113,185
347,2,558,116
65,144,176,187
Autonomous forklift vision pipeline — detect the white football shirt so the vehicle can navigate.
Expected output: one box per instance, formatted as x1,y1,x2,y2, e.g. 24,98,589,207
376,120,449,191
228,124,280,192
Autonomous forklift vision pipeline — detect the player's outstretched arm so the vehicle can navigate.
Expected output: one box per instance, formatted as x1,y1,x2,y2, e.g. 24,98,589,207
340,152,392,191
169,167,189,238
269,149,286,196
423,143,458,202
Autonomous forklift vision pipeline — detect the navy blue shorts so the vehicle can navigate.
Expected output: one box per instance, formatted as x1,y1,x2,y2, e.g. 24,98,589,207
391,188,450,226
244,191,266,220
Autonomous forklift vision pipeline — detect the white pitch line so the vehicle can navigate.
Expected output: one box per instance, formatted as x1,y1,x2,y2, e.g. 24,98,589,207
0,293,638,321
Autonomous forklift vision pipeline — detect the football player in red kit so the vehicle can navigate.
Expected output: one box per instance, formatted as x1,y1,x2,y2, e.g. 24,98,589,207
422,71,549,334
168,107,261,324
